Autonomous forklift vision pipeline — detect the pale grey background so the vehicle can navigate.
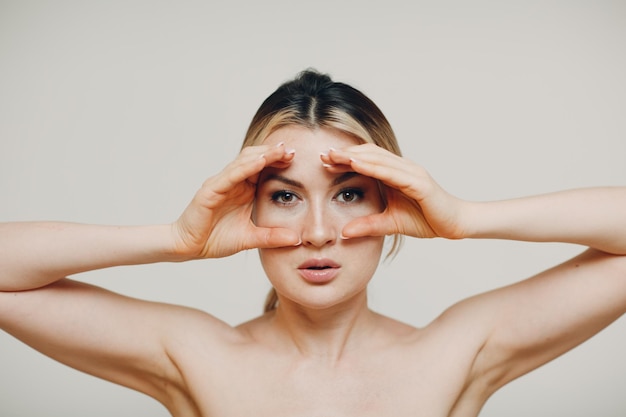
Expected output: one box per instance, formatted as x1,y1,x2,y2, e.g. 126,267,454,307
1,1,625,416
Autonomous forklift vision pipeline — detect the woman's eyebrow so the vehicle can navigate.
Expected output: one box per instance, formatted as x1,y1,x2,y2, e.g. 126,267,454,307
332,172,361,186
262,171,362,188
262,174,303,188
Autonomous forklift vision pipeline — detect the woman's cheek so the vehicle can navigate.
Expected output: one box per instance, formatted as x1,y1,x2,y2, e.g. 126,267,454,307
338,201,381,219
254,203,299,228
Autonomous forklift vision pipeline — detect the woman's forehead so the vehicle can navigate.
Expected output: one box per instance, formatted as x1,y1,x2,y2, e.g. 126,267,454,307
257,126,369,189
263,126,359,150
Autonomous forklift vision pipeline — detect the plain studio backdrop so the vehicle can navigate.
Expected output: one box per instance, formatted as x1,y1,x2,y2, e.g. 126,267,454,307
1,1,625,416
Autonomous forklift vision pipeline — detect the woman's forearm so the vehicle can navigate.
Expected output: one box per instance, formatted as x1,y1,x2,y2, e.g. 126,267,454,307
0,222,180,291
463,187,626,254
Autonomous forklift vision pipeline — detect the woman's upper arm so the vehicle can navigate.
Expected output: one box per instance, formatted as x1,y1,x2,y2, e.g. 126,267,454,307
0,278,224,405
451,248,626,394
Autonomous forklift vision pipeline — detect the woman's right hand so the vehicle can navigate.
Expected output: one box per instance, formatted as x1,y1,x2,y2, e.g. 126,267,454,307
172,142,300,259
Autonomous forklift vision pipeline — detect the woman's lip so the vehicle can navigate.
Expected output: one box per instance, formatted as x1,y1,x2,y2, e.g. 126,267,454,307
297,258,341,269
297,258,341,284
298,266,339,284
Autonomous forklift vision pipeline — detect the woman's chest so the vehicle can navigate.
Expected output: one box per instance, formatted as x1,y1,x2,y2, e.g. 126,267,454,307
177,345,480,417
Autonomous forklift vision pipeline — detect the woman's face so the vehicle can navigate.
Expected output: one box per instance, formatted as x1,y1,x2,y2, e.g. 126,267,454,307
254,125,385,310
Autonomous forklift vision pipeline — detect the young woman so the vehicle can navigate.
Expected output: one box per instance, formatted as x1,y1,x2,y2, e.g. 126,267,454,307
1,70,625,417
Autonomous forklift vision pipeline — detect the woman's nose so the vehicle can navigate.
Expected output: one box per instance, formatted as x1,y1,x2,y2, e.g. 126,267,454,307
300,202,337,247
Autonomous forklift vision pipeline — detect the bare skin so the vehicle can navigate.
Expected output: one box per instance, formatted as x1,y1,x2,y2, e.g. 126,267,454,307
1,126,626,416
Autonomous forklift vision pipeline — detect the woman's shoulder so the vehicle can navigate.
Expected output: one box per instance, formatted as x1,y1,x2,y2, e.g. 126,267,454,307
370,308,484,353
372,311,421,338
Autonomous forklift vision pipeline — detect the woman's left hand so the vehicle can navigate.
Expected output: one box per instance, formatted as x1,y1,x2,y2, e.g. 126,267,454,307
321,144,467,240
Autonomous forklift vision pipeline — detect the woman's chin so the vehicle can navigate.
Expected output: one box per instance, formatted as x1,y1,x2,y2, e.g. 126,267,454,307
276,288,368,313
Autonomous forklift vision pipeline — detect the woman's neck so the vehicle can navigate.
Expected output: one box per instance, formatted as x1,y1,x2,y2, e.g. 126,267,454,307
270,291,378,363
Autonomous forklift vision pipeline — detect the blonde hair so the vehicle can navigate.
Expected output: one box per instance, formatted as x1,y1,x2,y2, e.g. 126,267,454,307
242,69,404,312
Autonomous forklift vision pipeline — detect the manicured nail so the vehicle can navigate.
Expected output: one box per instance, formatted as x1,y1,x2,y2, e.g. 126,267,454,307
274,141,285,148
285,148,296,154
322,163,333,168
320,151,328,157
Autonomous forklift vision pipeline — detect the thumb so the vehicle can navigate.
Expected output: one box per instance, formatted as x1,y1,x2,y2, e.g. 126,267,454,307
341,213,396,239
245,226,301,249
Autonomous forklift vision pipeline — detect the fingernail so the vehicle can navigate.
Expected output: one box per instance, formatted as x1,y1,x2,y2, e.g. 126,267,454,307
274,141,285,148
322,163,333,168
286,148,296,154
320,151,328,157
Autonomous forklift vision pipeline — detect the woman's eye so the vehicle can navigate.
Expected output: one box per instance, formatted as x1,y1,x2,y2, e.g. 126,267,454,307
336,188,364,204
271,190,298,205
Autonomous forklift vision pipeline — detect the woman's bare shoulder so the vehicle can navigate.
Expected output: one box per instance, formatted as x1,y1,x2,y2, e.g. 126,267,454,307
370,311,422,340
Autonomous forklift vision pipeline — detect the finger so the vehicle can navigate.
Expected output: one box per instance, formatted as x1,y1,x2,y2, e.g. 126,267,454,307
321,146,404,180
210,144,294,193
320,163,354,174
208,151,266,194
247,146,295,185
244,226,301,249
324,148,431,200
319,148,360,173
266,147,296,169
341,213,398,239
